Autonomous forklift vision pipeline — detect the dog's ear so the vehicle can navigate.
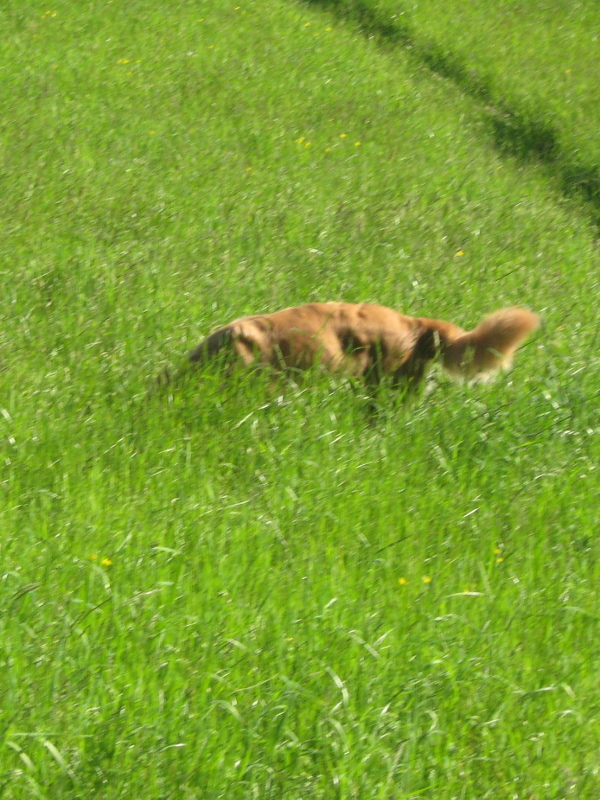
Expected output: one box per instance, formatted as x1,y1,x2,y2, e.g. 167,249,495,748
412,326,438,362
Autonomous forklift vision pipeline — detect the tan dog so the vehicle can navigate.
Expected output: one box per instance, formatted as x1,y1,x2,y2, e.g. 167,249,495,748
187,302,539,390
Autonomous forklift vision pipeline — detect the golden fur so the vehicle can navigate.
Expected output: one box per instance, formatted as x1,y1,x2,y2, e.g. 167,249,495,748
186,302,539,390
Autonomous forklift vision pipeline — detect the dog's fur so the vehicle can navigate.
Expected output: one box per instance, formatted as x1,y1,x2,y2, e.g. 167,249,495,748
186,302,539,390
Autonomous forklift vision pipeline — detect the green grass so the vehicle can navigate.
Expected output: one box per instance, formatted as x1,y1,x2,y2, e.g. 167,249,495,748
1,0,600,797
304,0,600,224
387,0,600,162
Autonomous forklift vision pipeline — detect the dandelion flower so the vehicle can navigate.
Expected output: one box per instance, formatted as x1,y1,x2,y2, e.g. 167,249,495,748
398,577,408,586
304,141,311,148
354,141,361,146
455,250,464,257
101,558,113,567
496,557,504,564
422,575,432,584
340,133,347,139
296,137,305,144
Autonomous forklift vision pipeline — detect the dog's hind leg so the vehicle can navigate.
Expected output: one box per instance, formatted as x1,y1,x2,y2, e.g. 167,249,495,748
389,327,438,395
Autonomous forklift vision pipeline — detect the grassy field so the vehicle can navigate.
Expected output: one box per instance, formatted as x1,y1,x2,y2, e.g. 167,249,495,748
1,0,600,797
308,0,600,225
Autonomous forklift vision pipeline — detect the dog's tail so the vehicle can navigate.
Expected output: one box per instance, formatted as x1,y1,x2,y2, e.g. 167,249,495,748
439,307,540,380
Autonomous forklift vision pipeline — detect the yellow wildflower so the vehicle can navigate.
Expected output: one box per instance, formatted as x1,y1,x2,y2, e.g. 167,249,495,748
101,558,113,567
422,575,432,584
398,577,408,586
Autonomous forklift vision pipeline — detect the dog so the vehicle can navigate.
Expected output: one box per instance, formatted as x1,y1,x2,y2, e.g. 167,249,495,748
185,302,539,391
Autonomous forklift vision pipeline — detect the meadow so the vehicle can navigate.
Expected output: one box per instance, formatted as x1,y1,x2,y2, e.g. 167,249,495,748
1,0,599,797
309,0,600,223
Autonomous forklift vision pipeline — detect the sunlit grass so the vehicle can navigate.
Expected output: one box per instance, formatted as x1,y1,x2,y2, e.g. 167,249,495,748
1,0,599,797
308,0,600,222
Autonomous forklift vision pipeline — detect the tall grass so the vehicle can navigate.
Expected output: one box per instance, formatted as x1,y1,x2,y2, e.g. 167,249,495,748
1,0,599,797
303,0,600,224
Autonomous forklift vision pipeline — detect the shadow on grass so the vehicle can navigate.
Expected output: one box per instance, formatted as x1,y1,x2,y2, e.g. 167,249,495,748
301,0,600,229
